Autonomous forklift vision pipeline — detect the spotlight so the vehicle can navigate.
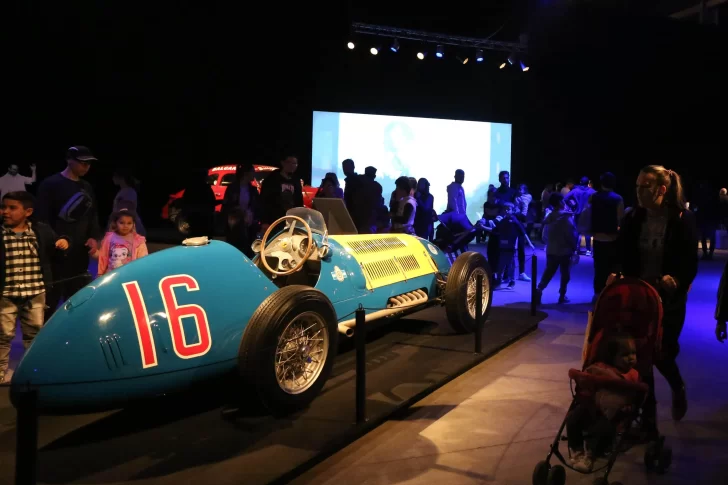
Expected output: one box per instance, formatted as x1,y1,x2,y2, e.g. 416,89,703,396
499,62,507,69
417,51,426,60
476,49,484,62
370,47,379,55
457,56,469,65
507,54,515,65
390,39,400,53
436,45,444,58
520,60,529,71
347,41,355,50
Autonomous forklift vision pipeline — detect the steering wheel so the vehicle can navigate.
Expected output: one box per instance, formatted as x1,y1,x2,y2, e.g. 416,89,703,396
260,215,315,276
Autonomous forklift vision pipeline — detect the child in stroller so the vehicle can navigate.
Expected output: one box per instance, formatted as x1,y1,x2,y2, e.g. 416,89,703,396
533,277,672,485
566,332,640,472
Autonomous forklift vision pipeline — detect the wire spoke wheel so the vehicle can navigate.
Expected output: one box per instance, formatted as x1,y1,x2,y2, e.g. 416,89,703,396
274,311,329,394
466,267,489,319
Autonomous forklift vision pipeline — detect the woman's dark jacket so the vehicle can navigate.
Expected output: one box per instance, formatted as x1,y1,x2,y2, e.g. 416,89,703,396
616,207,698,295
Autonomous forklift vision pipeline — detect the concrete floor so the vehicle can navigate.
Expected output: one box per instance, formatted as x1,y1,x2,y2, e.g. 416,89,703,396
292,249,728,485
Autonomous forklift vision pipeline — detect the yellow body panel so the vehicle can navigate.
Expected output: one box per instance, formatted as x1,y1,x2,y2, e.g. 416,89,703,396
329,234,436,290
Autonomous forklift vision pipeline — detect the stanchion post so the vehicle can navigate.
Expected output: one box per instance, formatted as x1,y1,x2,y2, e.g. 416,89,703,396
15,389,38,485
531,254,538,316
475,272,483,354
355,305,367,424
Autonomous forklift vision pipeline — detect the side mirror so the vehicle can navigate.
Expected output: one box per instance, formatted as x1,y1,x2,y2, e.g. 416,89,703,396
318,244,330,259
251,239,263,254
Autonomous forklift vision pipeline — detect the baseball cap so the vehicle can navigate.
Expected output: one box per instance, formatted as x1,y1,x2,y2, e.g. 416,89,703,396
66,146,97,162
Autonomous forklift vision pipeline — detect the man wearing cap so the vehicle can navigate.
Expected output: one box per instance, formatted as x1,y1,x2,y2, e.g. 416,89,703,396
0,164,37,198
35,146,102,320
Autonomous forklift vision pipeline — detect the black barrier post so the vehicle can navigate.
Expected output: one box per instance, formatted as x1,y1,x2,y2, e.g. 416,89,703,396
531,255,538,316
15,389,38,485
475,272,483,354
355,305,367,424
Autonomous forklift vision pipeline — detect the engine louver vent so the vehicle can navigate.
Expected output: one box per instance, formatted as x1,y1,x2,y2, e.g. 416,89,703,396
397,254,420,273
345,237,407,254
362,259,401,281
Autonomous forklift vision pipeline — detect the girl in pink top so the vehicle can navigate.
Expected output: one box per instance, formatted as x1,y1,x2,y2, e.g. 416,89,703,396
96,209,148,276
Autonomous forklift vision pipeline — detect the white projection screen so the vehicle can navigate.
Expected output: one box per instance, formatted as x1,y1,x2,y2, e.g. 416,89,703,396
311,111,512,223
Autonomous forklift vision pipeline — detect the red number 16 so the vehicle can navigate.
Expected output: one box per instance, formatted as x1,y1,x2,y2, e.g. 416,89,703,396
122,275,212,369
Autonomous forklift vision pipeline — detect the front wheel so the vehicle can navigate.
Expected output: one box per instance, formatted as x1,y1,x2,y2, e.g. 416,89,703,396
238,286,338,415
444,251,493,333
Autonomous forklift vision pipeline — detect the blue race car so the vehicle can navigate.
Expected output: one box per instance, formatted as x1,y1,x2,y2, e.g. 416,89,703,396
11,208,493,415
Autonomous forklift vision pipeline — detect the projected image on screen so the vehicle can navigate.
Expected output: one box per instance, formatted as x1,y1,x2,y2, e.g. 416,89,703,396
311,111,512,224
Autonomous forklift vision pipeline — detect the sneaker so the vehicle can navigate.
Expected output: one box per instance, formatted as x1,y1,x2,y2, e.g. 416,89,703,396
585,250,592,257
672,386,687,421
507,280,516,289
573,453,594,472
518,272,531,282
558,295,570,304
568,448,584,466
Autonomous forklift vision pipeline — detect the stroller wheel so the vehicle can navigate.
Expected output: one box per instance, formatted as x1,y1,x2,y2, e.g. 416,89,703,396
532,460,550,485
546,465,566,485
656,446,673,474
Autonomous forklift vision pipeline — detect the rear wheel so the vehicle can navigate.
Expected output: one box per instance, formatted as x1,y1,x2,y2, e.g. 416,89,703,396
444,251,493,333
238,286,338,415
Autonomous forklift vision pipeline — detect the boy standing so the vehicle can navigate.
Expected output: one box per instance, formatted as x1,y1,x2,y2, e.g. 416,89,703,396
535,193,579,304
0,192,69,383
494,202,533,289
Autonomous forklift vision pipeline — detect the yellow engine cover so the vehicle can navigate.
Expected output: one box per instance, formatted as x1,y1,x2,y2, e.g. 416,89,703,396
329,234,436,290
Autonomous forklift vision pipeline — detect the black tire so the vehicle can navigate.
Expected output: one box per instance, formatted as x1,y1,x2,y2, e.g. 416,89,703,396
238,286,338,416
532,460,550,485
644,446,656,471
546,465,566,485
656,446,672,474
445,251,494,333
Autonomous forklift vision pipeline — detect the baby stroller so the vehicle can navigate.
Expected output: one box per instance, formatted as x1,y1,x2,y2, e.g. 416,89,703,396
533,277,672,485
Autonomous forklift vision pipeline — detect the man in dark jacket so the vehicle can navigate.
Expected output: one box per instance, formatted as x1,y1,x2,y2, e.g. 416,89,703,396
0,191,69,383
35,146,101,321
260,156,303,228
590,172,624,298
717,260,727,343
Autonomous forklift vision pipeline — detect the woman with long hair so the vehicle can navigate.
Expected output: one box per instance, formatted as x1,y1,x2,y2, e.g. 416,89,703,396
111,168,146,236
610,165,698,437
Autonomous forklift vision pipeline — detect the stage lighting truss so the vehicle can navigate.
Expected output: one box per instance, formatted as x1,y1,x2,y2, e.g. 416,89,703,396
352,22,527,55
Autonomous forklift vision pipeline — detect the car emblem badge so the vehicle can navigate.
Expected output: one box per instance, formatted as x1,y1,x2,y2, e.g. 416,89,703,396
331,266,347,282
427,243,438,255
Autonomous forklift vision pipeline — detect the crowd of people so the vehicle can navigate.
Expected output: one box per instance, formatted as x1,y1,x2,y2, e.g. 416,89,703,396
0,146,148,383
0,147,726,409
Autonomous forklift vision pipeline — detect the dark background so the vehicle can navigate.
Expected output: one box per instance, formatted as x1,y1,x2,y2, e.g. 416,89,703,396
7,1,727,226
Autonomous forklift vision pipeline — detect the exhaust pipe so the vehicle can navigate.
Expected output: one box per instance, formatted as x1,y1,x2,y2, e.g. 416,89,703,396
338,325,354,337
337,289,428,337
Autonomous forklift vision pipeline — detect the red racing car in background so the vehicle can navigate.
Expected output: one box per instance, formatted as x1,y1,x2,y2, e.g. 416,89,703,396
161,165,317,223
